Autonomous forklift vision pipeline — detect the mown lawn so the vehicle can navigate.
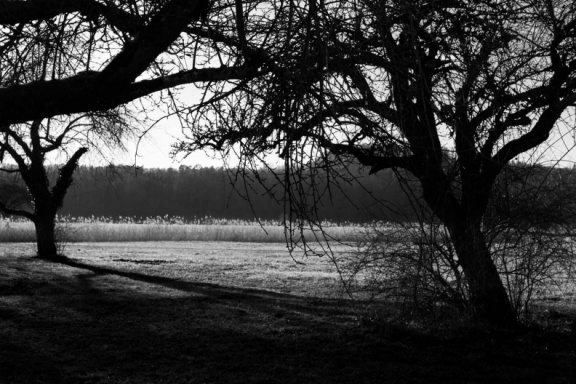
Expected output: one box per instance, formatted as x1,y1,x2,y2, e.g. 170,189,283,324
0,242,575,383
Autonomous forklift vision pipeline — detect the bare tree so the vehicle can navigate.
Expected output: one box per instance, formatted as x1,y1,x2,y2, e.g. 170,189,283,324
338,161,576,323
177,0,576,327
2,0,575,326
0,0,264,257
0,112,133,258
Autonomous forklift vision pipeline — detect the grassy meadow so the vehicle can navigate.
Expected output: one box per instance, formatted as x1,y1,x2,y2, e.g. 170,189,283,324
1,217,575,383
1,241,575,383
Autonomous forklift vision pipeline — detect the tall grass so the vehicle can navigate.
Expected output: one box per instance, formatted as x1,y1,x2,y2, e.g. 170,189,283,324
0,222,36,242
0,215,362,243
63,223,289,242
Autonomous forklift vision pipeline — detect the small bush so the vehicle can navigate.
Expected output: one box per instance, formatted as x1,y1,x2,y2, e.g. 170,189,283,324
338,222,470,320
338,220,575,323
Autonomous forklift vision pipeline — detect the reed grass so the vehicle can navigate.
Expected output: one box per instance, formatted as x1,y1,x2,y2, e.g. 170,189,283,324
0,216,362,243
0,222,35,242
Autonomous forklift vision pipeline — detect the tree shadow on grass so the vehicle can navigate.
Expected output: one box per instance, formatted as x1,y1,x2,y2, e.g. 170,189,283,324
55,257,354,318
0,256,574,383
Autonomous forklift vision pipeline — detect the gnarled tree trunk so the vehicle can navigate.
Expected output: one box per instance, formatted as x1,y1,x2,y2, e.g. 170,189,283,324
447,221,516,327
25,144,87,260
420,169,517,327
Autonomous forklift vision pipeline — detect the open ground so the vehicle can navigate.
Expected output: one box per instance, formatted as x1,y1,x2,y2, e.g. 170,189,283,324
1,241,575,383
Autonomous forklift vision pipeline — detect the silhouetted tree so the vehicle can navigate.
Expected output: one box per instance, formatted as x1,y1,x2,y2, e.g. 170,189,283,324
0,0,264,257
0,0,258,126
177,0,576,327
0,113,131,258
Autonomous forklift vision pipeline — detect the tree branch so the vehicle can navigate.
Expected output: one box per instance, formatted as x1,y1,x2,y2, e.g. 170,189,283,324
492,94,576,167
0,125,33,159
100,0,209,85
0,201,34,221
0,64,258,126
0,0,143,35
51,147,88,209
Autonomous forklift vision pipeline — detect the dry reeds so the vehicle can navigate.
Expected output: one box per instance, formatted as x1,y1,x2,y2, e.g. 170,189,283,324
0,215,362,243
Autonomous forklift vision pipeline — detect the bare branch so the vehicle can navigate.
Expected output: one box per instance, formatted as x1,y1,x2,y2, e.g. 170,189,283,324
0,201,34,221
0,65,258,125
0,0,143,35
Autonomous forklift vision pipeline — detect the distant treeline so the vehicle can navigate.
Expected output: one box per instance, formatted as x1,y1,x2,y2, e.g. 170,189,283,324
58,165,415,223
3,162,576,224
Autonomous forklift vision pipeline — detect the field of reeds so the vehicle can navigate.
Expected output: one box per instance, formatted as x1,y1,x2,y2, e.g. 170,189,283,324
0,215,364,243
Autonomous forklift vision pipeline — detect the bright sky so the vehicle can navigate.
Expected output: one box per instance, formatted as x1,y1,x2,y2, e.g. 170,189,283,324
74,102,576,170
128,121,222,169
78,116,227,170
108,121,576,171
72,82,228,170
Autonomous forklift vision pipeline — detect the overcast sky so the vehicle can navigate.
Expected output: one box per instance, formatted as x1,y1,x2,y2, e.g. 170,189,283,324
77,116,227,170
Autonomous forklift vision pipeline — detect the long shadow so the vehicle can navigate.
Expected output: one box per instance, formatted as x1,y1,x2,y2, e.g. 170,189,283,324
54,257,354,317
0,260,361,384
2,256,574,383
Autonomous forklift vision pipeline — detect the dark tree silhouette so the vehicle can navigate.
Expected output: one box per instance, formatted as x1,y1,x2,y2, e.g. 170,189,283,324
2,0,575,326
0,0,258,126
0,113,132,258
176,0,576,327
0,0,265,257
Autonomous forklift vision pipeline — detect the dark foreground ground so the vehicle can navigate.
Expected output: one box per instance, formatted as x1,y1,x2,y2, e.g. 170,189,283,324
1,243,575,383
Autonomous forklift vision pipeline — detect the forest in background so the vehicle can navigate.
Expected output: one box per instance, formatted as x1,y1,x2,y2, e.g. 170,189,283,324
2,162,576,225
52,165,415,223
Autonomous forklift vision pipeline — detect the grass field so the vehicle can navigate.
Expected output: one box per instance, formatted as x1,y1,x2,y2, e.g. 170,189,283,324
1,241,575,383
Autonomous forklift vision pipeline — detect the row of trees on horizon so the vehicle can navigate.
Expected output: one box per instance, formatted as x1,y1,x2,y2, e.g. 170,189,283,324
3,160,575,228
1,164,415,223
63,164,415,223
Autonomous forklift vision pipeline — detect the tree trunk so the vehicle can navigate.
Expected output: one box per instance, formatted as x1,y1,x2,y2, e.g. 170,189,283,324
33,210,59,260
448,221,517,327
